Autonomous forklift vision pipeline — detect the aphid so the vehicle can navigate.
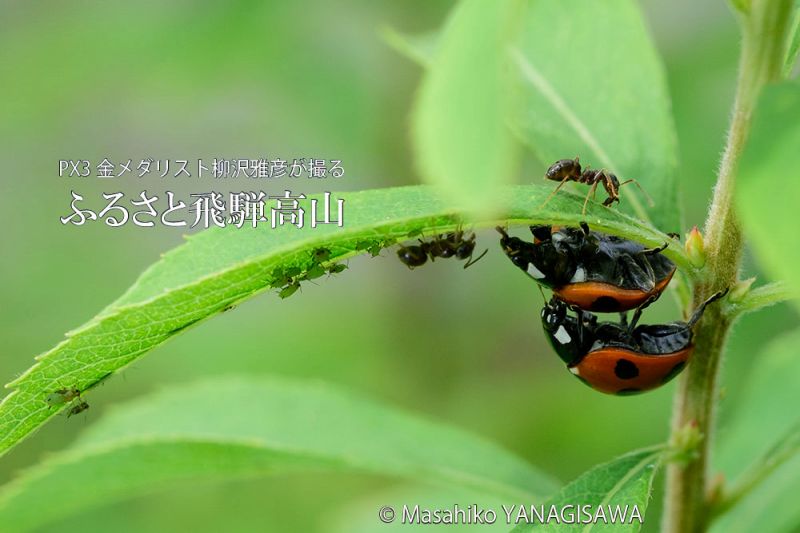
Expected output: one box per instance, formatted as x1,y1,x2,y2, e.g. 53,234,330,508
540,291,727,395
278,280,301,299
542,157,652,214
45,388,80,408
355,239,385,257
67,400,90,417
311,247,332,263
272,266,301,287
327,263,348,275
301,263,327,281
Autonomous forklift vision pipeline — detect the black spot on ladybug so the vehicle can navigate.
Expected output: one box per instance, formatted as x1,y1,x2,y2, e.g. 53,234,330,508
614,359,639,380
617,388,643,396
661,361,687,384
593,296,622,313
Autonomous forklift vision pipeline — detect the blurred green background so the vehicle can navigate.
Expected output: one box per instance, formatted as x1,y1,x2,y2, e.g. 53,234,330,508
0,1,797,531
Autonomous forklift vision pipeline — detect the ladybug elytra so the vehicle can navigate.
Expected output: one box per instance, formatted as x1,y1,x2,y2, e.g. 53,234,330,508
497,224,676,312
540,291,726,395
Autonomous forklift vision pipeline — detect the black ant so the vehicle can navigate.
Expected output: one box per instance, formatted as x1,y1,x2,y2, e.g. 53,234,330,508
541,157,652,214
397,228,488,269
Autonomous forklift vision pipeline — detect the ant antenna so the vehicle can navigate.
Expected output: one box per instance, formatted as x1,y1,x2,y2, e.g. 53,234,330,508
618,179,655,207
463,249,488,269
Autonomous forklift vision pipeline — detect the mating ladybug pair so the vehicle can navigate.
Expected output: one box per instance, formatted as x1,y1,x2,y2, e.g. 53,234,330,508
498,223,725,395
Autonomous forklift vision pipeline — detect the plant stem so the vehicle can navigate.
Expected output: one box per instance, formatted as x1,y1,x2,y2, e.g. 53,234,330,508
662,1,794,531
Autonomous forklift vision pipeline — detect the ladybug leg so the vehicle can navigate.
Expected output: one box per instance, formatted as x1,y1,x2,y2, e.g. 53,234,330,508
687,289,730,327
619,312,629,327
571,305,587,347
579,221,591,236
627,294,659,332
642,241,669,255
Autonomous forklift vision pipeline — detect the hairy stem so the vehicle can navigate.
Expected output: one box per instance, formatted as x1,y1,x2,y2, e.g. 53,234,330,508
663,1,794,531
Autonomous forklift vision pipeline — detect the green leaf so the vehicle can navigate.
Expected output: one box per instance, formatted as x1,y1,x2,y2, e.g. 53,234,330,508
510,448,663,532
711,329,800,532
510,0,680,231
737,81,800,311
0,185,691,457
0,377,557,532
784,1,800,77
381,26,438,69
411,0,521,215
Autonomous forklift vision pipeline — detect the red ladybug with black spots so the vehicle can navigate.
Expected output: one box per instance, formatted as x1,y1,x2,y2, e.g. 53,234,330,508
497,224,676,313
539,291,726,395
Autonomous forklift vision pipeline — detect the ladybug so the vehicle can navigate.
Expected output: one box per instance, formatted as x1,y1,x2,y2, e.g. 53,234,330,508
497,224,676,312
539,291,726,395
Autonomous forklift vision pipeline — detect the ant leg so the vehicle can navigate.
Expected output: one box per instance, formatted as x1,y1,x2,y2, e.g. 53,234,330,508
619,179,655,207
599,171,620,207
582,180,600,215
463,248,489,269
417,239,435,262
687,289,730,327
667,232,681,240
541,176,572,208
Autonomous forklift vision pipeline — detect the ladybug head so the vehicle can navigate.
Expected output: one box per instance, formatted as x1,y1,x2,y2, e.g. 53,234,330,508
545,157,582,182
496,227,577,286
540,298,585,365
